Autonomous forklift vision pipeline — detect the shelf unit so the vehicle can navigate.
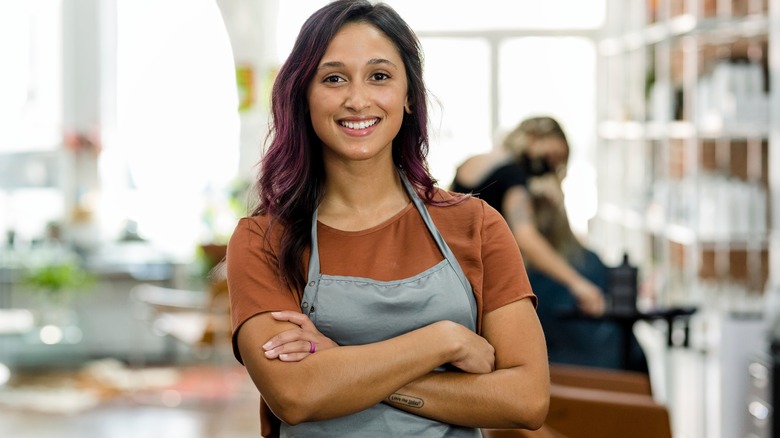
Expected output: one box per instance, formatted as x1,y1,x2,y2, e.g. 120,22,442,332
594,1,777,436
595,0,773,310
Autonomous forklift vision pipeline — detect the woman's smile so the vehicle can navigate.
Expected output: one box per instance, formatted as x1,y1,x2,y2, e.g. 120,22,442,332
338,117,381,136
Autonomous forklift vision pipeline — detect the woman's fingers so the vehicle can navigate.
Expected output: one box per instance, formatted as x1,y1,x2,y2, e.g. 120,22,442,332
437,321,495,374
278,352,310,362
263,311,317,349
262,311,336,361
271,310,315,329
263,325,305,350
265,339,315,361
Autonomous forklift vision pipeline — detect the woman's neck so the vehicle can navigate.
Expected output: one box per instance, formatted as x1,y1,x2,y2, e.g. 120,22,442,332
318,162,411,231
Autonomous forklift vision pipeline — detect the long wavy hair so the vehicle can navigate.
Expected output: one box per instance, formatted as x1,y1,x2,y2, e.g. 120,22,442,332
253,0,435,292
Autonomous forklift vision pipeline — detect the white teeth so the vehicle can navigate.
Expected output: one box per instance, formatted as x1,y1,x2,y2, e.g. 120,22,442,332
340,119,378,130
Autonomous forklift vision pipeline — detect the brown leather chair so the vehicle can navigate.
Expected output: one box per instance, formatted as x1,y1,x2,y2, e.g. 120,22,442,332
481,364,672,438
482,425,568,438
548,363,653,395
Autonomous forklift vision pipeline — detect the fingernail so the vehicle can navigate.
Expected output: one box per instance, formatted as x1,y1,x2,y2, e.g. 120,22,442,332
271,312,280,317
262,342,272,350
264,350,274,357
279,354,288,360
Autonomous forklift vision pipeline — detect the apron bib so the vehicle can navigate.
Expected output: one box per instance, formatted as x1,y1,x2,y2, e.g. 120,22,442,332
282,173,480,438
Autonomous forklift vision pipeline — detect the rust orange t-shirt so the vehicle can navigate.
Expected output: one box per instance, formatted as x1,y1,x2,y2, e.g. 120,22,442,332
227,188,536,362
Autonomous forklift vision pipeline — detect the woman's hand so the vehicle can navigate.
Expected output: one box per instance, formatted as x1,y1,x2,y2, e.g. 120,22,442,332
436,320,496,374
527,174,564,208
568,277,606,316
262,311,339,361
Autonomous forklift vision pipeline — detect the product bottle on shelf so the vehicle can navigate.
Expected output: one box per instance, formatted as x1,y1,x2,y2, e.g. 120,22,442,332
608,253,639,314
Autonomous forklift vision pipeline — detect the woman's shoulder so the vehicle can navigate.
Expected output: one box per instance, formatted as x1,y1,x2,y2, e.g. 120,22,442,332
431,187,479,207
233,214,273,233
430,188,504,224
228,214,282,249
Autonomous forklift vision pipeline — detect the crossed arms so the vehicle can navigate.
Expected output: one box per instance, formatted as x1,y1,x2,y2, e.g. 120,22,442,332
236,296,549,429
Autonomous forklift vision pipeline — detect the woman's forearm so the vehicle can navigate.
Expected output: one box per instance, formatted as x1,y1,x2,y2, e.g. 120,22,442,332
382,299,549,430
239,315,489,425
385,366,548,430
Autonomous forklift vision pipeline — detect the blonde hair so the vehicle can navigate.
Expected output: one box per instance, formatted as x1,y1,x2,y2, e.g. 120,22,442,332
531,194,585,266
503,116,569,160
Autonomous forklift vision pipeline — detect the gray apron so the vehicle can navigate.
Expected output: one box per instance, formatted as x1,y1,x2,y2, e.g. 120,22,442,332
281,173,480,438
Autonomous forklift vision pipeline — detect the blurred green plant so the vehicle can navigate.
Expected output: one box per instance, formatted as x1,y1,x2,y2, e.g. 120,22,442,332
22,260,96,302
228,177,252,218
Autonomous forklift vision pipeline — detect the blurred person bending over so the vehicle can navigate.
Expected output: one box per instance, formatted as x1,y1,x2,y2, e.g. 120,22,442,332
528,194,647,371
452,116,605,317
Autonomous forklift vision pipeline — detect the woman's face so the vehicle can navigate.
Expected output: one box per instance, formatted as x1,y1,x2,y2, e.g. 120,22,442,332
307,22,409,166
528,135,569,171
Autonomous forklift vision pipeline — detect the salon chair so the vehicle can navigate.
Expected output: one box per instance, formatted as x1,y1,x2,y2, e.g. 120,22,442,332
131,281,230,361
481,363,672,438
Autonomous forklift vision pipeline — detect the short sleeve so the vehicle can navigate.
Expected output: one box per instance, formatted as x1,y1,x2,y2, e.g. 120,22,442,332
227,217,301,363
429,191,536,334
478,201,537,313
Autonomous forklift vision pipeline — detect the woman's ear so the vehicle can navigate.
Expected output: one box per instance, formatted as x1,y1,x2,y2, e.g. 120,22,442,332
404,97,412,114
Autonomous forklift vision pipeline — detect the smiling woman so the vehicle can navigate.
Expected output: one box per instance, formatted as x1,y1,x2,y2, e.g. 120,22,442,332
227,1,549,437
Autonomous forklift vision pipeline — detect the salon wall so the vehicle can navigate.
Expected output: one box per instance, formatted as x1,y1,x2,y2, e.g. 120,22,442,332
215,0,279,183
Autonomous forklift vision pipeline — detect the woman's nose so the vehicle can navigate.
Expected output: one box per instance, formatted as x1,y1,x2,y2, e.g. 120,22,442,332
344,83,371,111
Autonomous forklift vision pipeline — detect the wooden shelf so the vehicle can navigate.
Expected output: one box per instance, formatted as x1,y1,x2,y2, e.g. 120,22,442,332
598,120,769,140
600,14,768,55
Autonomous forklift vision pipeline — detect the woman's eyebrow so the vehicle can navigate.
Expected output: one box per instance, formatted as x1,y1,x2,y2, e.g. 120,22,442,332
318,61,345,70
366,58,398,69
317,58,399,70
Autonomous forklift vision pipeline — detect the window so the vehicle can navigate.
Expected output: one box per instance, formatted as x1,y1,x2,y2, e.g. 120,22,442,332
421,38,492,185
109,0,239,256
390,0,605,31
0,1,63,243
0,0,62,152
499,37,598,233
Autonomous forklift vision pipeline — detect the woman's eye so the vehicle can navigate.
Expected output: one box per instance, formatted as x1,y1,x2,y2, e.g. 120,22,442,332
371,72,390,81
323,75,344,83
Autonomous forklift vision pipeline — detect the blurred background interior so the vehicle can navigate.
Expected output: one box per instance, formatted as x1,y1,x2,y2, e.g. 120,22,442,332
0,0,779,437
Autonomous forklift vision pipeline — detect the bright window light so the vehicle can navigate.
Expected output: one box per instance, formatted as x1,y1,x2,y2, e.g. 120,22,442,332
421,38,492,186
387,0,605,31
275,0,326,64
274,1,605,64
0,0,62,152
113,0,239,257
499,37,598,235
